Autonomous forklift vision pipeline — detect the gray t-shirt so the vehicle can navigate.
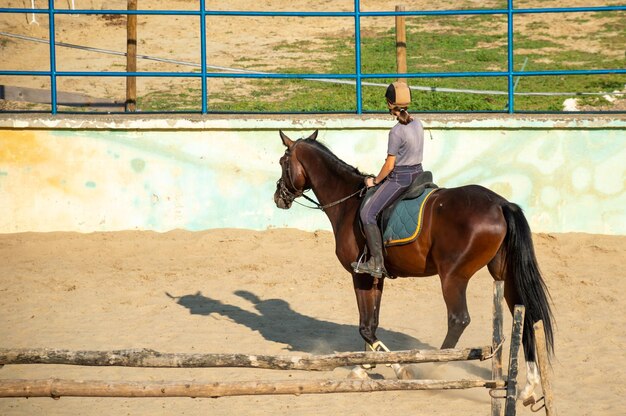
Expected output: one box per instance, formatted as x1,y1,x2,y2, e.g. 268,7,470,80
387,119,424,166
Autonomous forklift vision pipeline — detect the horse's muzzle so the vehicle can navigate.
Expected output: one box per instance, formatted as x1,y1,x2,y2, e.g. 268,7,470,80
274,189,292,209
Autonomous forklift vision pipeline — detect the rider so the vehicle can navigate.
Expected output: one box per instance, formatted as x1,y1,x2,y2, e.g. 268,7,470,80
352,81,425,278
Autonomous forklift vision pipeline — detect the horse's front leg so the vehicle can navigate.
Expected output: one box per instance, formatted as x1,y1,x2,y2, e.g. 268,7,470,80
350,274,413,380
348,273,382,380
352,273,383,346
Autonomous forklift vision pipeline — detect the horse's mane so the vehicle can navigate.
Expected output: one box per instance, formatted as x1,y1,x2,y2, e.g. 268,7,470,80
301,138,365,178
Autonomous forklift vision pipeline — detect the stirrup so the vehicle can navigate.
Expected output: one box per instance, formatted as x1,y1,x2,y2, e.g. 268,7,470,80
366,265,385,279
351,247,388,279
351,250,368,274
353,261,385,279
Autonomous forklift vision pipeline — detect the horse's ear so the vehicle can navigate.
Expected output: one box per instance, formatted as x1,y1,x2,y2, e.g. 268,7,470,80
279,130,294,149
308,130,319,141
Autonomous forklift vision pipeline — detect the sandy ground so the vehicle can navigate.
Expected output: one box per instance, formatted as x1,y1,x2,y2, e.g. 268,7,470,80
1,3,625,414
0,229,625,415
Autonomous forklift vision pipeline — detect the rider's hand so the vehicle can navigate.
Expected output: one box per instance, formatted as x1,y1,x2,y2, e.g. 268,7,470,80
365,177,376,188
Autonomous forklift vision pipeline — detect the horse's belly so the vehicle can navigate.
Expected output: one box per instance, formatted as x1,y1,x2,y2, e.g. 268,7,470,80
385,244,437,277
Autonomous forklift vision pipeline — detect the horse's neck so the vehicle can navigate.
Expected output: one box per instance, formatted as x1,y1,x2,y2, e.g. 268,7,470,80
300,146,362,221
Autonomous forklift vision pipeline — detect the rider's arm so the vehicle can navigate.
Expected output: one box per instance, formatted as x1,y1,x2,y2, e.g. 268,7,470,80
365,154,396,187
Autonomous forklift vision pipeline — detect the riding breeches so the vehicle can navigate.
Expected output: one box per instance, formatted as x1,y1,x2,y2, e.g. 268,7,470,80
360,164,423,226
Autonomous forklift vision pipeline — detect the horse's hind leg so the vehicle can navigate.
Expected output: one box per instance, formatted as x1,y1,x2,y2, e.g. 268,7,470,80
488,253,540,405
440,274,471,349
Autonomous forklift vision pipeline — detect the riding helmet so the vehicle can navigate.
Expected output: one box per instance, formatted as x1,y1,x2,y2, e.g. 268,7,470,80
385,81,411,109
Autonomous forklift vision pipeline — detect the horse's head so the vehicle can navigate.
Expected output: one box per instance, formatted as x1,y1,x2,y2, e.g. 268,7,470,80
274,129,318,209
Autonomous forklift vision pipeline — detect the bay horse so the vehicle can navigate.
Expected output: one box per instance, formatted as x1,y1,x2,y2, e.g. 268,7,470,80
273,130,554,403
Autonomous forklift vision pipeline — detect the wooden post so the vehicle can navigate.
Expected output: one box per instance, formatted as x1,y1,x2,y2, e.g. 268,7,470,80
126,0,137,112
491,281,505,416
505,305,525,416
533,320,557,416
0,378,505,398
395,5,407,83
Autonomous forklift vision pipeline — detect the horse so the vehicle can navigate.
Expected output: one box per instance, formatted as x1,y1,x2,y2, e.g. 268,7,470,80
273,130,554,403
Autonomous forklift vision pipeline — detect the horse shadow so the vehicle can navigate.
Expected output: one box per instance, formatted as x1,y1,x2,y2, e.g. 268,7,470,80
167,289,431,354
166,289,491,379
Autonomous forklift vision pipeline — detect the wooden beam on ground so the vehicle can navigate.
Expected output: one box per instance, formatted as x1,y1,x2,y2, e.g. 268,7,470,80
0,378,506,398
0,346,492,371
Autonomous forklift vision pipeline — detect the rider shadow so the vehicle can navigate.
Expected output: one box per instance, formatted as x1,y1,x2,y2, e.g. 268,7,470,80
167,289,431,354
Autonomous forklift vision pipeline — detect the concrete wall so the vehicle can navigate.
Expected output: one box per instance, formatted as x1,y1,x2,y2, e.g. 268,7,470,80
1,114,624,235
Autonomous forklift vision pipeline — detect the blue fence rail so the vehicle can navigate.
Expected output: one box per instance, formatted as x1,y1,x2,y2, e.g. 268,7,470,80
1,1,625,114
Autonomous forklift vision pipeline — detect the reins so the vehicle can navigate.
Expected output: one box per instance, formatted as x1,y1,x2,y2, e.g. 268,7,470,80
295,187,364,211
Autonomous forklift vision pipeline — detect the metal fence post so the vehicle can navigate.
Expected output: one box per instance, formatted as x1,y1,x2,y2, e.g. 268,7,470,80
507,0,514,113
354,0,362,114
47,0,57,114
200,0,207,114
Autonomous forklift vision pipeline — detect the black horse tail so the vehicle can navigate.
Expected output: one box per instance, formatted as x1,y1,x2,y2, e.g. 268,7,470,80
501,203,554,363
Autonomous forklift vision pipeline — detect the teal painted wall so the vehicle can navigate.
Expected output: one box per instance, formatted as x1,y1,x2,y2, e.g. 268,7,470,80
0,116,624,234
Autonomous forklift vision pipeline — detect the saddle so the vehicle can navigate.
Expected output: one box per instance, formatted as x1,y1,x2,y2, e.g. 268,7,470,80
360,171,438,246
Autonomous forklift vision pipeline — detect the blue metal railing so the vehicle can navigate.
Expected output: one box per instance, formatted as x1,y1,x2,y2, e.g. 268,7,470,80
199,0,207,113
1,1,625,114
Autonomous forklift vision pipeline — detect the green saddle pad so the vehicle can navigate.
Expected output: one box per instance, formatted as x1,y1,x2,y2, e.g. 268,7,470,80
383,188,438,247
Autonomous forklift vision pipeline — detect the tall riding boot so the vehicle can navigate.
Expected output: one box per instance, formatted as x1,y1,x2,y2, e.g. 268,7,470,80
352,224,387,279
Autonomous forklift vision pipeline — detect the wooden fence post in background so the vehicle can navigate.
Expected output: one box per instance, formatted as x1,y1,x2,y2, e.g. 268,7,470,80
126,0,137,112
395,5,407,84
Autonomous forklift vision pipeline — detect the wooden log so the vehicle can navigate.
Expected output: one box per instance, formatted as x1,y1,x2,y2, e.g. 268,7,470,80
533,320,557,416
0,346,492,371
0,378,506,398
492,280,505,416
505,305,525,416
395,5,407,84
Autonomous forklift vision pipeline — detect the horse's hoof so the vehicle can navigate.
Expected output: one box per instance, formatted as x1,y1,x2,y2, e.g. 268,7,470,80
348,366,371,380
392,363,416,380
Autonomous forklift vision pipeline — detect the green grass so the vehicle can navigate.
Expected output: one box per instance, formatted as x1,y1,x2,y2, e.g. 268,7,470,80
136,13,625,113
138,90,201,112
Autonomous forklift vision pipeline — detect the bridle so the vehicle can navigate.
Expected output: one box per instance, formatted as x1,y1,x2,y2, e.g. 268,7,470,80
276,145,365,211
